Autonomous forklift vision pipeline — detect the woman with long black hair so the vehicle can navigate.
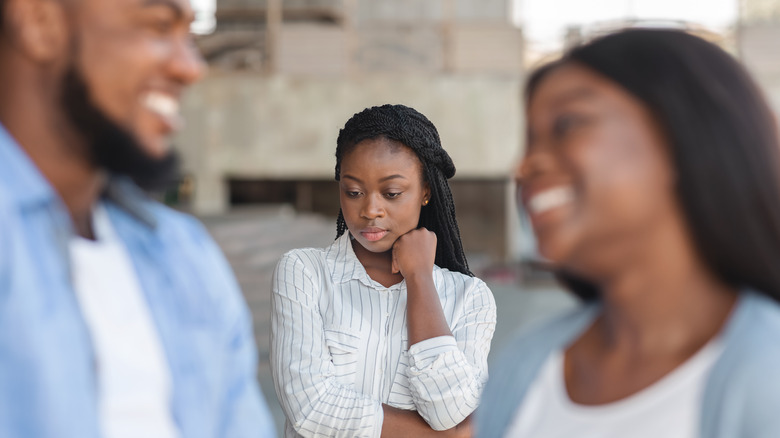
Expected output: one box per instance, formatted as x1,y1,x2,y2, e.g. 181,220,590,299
478,29,780,437
272,104,496,437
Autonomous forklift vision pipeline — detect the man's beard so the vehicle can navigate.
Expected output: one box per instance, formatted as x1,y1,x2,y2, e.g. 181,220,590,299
59,66,180,192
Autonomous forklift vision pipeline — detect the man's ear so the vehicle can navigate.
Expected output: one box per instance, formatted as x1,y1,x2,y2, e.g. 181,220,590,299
5,0,70,63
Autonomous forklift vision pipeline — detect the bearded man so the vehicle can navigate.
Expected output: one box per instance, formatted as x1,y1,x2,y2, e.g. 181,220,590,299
0,0,275,436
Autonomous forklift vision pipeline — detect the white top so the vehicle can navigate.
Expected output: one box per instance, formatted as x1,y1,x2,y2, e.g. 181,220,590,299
69,204,179,438
270,233,497,438
505,340,724,438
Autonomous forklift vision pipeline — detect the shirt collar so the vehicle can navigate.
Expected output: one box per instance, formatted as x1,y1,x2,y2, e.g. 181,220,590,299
0,123,157,229
325,233,406,290
0,123,58,207
324,233,441,291
325,233,371,286
103,176,158,229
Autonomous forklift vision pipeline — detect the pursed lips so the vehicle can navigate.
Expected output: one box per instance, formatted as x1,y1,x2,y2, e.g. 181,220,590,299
360,227,388,242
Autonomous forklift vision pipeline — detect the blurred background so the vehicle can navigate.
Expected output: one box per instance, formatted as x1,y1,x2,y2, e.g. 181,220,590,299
173,0,780,434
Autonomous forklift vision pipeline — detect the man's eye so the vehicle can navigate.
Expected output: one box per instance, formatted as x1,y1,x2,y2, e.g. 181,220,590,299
141,8,178,34
151,19,175,33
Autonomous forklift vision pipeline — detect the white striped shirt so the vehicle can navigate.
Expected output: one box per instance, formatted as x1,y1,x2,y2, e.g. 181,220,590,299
270,234,497,438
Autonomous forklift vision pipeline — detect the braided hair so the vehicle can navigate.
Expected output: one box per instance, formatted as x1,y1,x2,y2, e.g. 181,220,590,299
335,104,472,277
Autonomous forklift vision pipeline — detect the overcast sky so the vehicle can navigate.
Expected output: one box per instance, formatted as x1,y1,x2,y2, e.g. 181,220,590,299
191,0,216,34
513,0,739,50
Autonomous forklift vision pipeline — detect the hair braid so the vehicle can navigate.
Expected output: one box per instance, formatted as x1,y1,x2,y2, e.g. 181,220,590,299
334,104,472,276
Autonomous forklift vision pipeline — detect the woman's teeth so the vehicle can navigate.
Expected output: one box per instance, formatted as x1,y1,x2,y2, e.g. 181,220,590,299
528,186,574,215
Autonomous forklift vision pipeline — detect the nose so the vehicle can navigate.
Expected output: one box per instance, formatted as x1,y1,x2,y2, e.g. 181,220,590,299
360,194,385,220
517,147,557,186
168,35,207,85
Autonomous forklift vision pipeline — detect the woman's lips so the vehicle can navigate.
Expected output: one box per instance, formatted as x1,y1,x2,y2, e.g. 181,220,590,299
360,228,388,242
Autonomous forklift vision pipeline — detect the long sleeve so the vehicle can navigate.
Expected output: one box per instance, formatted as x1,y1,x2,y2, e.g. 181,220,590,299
270,252,384,438
195,228,277,438
219,293,277,438
407,277,497,431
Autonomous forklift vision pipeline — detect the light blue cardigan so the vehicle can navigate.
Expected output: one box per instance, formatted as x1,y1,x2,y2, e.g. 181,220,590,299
477,291,780,437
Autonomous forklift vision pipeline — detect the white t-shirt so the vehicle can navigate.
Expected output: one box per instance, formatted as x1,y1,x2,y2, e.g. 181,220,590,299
69,204,179,438
505,340,724,438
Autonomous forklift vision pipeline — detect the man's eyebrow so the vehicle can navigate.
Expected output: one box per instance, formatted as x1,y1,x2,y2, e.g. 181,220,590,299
142,0,190,21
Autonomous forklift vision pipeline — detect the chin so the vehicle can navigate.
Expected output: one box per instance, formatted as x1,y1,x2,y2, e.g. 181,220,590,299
353,236,394,254
535,239,573,265
364,242,395,253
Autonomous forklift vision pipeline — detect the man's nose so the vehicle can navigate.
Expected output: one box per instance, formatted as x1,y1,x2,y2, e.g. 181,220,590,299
168,36,207,85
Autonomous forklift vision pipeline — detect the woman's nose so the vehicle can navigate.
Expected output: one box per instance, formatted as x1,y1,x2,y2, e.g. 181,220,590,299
517,148,557,185
361,194,385,219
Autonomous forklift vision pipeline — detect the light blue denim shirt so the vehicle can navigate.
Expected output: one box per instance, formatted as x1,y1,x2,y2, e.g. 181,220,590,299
0,124,275,437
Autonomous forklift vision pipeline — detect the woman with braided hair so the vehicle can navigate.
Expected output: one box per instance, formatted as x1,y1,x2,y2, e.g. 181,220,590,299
271,104,497,437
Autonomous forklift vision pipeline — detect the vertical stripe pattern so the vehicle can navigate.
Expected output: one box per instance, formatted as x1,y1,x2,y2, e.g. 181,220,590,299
270,234,497,437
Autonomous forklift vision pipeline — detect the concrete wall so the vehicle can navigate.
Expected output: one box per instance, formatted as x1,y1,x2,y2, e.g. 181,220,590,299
739,24,780,118
216,0,511,23
176,74,522,214
355,0,510,22
203,21,524,76
187,0,525,261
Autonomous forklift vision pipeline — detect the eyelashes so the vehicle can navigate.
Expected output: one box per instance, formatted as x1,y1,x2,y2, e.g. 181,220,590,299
343,191,403,200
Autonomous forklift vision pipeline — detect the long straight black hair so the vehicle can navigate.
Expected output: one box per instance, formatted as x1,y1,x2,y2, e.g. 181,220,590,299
527,29,780,302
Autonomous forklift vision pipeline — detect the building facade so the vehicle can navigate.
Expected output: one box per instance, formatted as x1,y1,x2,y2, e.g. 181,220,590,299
178,0,525,262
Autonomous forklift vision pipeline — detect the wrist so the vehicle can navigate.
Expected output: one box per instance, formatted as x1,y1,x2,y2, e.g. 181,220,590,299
403,270,434,285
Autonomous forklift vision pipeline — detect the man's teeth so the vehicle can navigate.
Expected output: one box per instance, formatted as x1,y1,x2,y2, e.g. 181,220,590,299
143,93,179,118
528,186,574,215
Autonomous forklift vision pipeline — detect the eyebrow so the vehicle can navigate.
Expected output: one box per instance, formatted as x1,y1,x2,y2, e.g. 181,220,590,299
527,87,598,143
549,87,597,108
341,174,407,183
142,0,188,21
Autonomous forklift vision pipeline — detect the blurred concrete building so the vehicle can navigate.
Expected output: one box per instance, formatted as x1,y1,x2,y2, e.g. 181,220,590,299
739,0,780,116
178,0,525,262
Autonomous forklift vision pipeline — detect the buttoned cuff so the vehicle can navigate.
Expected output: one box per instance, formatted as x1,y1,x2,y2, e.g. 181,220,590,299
408,335,459,373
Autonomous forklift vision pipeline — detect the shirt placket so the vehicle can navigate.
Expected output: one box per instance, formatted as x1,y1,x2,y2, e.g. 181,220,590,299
380,285,402,401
